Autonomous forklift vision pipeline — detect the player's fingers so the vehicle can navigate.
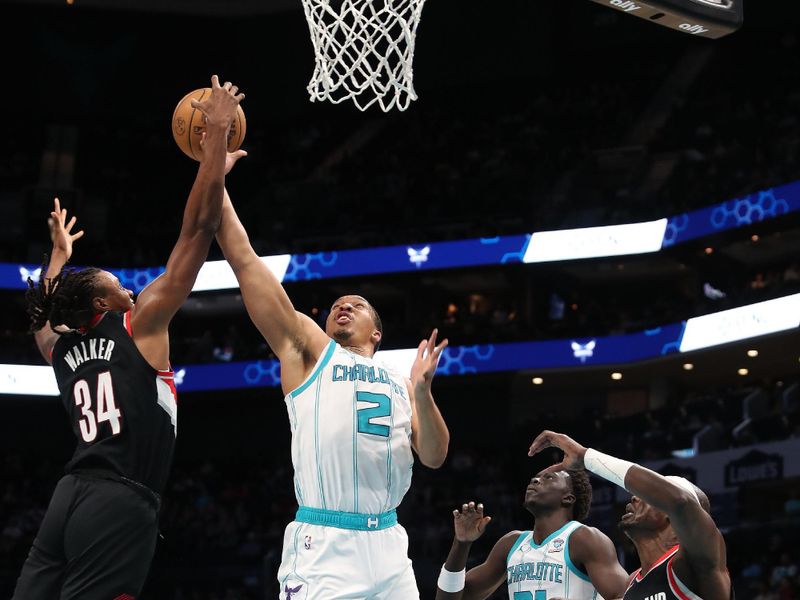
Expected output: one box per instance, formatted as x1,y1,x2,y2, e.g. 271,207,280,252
190,99,208,115
234,92,245,102
434,338,449,356
462,503,469,513
416,339,427,360
230,85,239,95
66,216,77,232
211,74,220,89
53,197,61,213
453,509,460,517
476,503,484,515
223,81,232,91
428,328,438,347
528,430,554,456
72,230,85,241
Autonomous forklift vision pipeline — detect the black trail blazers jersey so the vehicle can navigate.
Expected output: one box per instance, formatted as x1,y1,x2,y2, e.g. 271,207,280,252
624,545,733,600
51,310,177,495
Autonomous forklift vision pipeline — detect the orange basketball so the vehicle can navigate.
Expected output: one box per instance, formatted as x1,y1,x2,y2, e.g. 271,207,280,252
171,88,246,161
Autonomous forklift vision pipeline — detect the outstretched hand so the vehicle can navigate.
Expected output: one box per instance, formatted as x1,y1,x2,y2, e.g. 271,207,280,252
527,430,588,472
48,197,84,260
190,74,245,129
410,328,448,394
452,501,491,543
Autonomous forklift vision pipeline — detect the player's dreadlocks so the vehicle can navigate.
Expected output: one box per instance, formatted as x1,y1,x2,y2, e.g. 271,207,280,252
25,256,103,334
567,469,593,521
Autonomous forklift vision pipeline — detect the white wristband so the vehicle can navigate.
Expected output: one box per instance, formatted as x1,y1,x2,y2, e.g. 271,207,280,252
584,448,634,490
438,565,466,593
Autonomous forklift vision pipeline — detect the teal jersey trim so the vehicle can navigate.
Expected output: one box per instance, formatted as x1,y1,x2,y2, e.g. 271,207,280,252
506,531,530,565
289,339,336,398
385,382,394,511
564,525,592,582
352,370,359,513
296,506,398,531
314,373,326,509
530,520,575,549
287,395,303,505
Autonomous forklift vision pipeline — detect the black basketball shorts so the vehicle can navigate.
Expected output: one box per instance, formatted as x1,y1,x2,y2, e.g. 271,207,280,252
12,472,159,600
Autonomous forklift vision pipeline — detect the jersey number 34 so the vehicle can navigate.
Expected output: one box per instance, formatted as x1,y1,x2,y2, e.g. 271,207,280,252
73,371,122,442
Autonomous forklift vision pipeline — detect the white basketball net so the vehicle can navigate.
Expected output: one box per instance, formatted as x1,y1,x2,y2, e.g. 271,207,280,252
301,0,427,112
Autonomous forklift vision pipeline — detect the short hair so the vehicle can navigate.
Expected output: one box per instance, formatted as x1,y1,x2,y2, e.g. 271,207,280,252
368,303,383,351
567,469,592,521
25,258,103,334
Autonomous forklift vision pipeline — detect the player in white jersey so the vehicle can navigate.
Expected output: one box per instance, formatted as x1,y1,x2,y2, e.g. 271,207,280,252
436,469,629,600
214,181,450,599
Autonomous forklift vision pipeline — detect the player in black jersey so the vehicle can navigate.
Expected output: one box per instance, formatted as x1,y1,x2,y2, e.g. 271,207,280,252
529,430,733,600
13,75,245,600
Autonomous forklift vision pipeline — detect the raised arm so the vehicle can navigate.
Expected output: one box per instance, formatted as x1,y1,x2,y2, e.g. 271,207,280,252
28,198,84,363
407,329,450,468
131,76,243,369
215,188,330,385
529,431,729,589
619,466,726,569
436,501,512,600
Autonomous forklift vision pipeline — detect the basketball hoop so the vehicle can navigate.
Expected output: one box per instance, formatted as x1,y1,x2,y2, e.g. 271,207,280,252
300,0,428,112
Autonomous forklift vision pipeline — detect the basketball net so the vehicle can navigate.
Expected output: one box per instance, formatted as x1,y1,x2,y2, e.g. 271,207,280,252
301,0,427,112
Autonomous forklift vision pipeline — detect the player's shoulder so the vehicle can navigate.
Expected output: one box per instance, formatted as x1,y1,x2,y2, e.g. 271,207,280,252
491,530,527,558
568,523,615,557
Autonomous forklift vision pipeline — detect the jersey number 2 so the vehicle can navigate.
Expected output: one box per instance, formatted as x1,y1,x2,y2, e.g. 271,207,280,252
73,371,122,442
356,391,390,437
514,593,547,600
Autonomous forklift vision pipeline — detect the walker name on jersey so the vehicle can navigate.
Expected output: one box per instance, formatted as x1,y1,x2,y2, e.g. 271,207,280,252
331,364,407,398
643,594,667,600
507,561,564,584
63,339,116,372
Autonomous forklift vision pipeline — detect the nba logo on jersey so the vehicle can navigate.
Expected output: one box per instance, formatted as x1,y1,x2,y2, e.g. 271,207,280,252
304,536,312,550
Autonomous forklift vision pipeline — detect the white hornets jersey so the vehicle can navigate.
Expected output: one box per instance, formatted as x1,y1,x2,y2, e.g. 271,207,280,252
284,340,415,515
506,521,602,600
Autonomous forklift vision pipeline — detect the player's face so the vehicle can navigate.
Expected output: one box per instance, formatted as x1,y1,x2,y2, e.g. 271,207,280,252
619,494,669,536
523,470,572,512
325,295,380,351
94,271,135,312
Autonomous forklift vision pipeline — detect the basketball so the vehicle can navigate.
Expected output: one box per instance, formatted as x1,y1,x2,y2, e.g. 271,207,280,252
171,88,246,161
